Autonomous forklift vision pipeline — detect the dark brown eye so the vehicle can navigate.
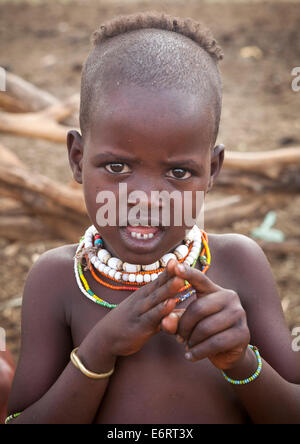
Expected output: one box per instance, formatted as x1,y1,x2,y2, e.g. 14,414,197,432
105,163,131,174
167,168,192,180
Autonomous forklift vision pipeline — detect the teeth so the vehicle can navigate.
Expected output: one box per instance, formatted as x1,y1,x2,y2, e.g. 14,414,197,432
130,231,155,240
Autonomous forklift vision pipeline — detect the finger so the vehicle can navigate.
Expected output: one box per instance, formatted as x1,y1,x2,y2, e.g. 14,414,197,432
177,291,226,342
129,260,178,308
174,263,220,295
184,329,249,362
140,258,178,297
160,309,185,334
141,274,185,313
186,310,238,349
141,296,178,329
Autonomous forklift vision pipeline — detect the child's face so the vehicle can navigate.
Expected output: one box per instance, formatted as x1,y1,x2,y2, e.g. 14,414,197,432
71,85,223,265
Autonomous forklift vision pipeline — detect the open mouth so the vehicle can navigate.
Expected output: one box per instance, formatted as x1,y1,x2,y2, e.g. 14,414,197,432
119,223,166,253
126,225,160,240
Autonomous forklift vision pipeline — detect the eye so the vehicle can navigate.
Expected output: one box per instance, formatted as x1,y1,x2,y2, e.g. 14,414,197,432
166,168,192,180
105,163,131,174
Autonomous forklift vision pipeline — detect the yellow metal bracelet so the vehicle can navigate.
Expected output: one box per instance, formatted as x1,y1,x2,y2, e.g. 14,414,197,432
70,347,115,380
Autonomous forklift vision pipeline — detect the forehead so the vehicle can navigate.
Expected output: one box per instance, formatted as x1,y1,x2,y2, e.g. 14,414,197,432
87,85,215,154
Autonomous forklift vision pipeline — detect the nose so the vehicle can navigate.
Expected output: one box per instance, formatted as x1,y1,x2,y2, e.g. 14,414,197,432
122,175,183,227
120,174,170,226
125,173,166,208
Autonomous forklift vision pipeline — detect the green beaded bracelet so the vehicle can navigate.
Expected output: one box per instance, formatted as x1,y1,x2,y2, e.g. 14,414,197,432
221,345,262,385
5,412,22,424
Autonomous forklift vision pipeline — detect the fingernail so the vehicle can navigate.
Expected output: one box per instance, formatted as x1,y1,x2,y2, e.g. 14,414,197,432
176,335,184,343
185,352,193,361
169,312,178,318
164,299,170,306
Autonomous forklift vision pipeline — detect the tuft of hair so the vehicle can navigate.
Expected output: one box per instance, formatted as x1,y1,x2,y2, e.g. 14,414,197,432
92,11,223,62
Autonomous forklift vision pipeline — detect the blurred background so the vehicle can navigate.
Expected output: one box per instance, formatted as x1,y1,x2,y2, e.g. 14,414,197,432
0,0,299,361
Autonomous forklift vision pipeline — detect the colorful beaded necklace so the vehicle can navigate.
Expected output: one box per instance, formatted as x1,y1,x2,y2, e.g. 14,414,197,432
74,225,211,309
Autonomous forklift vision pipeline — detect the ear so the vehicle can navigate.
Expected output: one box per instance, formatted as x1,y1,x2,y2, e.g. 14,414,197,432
67,130,84,184
207,144,225,193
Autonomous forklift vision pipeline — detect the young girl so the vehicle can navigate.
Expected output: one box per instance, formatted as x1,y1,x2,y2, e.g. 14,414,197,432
6,12,300,424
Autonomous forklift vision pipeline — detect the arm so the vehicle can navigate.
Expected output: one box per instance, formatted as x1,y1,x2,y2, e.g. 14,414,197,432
222,346,300,424
7,250,116,424
0,352,14,424
226,234,300,383
224,235,300,423
8,250,183,424
165,237,300,424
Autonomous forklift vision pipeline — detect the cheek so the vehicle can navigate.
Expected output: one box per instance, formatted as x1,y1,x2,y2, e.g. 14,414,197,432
82,166,110,221
83,171,124,229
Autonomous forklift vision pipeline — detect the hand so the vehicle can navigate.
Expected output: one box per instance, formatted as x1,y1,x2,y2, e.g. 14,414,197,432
98,263,186,358
162,262,250,370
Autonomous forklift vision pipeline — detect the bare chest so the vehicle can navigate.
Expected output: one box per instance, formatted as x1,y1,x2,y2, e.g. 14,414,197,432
67,236,247,423
69,294,248,424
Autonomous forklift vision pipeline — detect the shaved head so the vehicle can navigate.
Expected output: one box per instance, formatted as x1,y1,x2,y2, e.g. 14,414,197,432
80,12,223,144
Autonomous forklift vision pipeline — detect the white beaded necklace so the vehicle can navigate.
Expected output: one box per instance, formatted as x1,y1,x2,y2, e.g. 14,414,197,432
83,225,203,284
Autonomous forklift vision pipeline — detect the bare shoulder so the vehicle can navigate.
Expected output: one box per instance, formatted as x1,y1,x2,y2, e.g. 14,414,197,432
25,243,77,287
23,243,78,322
207,231,265,261
206,231,277,306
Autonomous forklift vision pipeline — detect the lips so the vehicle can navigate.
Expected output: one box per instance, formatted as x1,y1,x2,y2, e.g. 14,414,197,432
118,223,166,255
126,225,159,240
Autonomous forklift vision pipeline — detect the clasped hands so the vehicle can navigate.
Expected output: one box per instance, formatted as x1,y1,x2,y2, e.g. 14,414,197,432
160,260,250,370
101,259,250,372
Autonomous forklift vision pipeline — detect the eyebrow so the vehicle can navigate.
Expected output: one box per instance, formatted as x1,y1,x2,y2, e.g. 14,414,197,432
91,151,141,164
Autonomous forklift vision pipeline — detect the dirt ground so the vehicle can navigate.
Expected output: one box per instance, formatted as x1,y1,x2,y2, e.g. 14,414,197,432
0,0,299,362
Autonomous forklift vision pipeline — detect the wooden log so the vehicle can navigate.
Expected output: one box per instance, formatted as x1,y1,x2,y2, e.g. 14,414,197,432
223,147,300,179
217,166,300,193
0,143,24,168
0,198,28,217
0,215,57,241
205,199,262,228
0,97,79,143
4,72,59,112
0,164,86,216
0,72,80,127
0,162,89,241
0,93,28,113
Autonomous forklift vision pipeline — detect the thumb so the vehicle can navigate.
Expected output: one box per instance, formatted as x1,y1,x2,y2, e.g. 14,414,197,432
160,309,185,334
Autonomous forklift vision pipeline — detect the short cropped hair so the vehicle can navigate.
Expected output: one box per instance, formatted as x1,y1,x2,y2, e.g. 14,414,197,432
80,11,223,145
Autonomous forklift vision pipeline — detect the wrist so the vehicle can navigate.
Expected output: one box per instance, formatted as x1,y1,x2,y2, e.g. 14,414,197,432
77,328,117,375
223,346,258,381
